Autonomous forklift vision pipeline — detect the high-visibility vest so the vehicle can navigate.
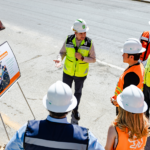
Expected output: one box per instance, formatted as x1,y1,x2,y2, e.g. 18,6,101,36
140,31,150,61
115,126,147,150
63,34,92,77
24,119,89,150
114,63,144,100
144,55,150,87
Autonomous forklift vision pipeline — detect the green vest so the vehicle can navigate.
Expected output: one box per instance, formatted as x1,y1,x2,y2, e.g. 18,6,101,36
63,34,92,77
144,55,150,87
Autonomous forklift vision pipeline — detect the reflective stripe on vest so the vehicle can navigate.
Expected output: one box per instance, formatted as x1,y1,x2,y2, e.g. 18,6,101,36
140,31,150,61
25,137,87,150
114,63,144,99
115,126,147,150
144,55,150,87
140,36,149,42
63,34,92,77
24,120,89,150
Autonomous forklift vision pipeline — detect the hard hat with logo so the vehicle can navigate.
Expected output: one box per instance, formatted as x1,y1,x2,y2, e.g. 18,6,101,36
43,81,77,113
71,19,89,33
117,85,148,113
121,38,146,54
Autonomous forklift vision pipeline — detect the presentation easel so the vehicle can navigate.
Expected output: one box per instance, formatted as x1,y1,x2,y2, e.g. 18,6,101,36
0,42,35,141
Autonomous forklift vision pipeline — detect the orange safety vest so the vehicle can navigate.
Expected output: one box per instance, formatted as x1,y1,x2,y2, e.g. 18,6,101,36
115,126,147,150
113,63,144,101
140,31,150,61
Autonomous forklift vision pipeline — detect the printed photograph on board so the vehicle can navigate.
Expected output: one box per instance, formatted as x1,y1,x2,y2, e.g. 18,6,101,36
0,42,21,97
0,61,10,93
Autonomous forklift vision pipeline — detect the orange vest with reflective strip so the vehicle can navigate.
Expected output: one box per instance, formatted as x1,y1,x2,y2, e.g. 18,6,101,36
140,31,150,61
113,63,144,101
115,126,147,150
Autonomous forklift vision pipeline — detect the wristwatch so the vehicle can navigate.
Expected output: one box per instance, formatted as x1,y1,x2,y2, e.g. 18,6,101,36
81,56,84,61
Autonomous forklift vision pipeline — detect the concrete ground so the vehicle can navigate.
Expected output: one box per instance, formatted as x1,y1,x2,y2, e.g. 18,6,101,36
0,0,150,149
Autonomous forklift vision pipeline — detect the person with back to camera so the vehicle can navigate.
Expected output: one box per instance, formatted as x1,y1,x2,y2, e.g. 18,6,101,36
105,85,150,150
5,81,105,150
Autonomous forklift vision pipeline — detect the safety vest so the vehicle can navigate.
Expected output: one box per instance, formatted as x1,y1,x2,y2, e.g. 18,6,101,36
140,31,150,61
24,119,89,150
114,63,144,100
115,126,147,150
144,55,150,87
63,34,92,77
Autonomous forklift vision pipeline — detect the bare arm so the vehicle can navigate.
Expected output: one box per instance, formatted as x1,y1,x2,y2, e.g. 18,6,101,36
105,124,117,150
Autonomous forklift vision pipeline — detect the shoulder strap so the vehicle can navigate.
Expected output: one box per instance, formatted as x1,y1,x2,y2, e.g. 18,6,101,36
66,34,75,44
84,37,92,47
114,127,119,150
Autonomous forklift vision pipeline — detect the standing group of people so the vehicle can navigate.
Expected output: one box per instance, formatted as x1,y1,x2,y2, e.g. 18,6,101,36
6,19,150,150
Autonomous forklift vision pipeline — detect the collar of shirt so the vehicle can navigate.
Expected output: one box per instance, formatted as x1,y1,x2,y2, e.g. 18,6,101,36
46,115,69,124
75,36,82,47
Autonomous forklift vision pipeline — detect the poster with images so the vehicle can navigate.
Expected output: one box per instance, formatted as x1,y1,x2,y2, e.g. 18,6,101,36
0,42,21,97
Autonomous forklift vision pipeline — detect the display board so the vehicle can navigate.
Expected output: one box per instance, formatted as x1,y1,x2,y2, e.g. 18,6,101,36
0,42,21,97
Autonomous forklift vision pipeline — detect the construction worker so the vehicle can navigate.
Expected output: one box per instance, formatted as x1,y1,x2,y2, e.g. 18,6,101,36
53,19,96,121
143,55,150,119
105,85,149,150
139,21,150,67
110,38,145,115
0,21,5,30
5,81,105,150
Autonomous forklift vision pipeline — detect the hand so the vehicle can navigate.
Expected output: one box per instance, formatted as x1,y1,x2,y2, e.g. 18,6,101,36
53,60,62,68
110,97,118,106
75,53,82,60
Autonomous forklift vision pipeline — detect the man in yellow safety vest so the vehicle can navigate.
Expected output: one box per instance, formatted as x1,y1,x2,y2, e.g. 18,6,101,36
54,19,96,122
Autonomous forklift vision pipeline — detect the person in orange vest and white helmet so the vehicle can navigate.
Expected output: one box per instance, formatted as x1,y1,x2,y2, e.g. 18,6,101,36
139,21,150,67
105,85,149,150
110,38,145,115
53,19,96,123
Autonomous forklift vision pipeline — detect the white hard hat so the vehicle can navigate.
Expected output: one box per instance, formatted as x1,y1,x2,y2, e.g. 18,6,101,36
71,19,89,33
117,85,148,113
43,81,77,113
149,21,150,25
121,38,146,54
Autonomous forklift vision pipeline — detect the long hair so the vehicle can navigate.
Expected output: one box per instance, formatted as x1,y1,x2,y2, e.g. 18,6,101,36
114,106,149,140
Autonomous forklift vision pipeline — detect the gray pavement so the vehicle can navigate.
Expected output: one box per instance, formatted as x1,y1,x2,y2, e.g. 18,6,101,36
0,0,150,148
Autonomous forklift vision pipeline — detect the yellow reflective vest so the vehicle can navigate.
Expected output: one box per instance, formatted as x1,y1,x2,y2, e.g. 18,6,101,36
63,34,92,77
144,55,150,87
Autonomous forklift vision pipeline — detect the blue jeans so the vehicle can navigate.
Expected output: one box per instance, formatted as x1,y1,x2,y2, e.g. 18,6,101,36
63,72,87,112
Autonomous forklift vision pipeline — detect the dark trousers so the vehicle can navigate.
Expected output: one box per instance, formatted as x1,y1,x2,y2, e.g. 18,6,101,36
143,84,150,119
63,72,87,112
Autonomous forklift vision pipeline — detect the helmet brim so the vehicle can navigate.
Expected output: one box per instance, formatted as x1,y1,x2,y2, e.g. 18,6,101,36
43,95,77,113
117,94,148,113
71,26,89,33
121,47,146,54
